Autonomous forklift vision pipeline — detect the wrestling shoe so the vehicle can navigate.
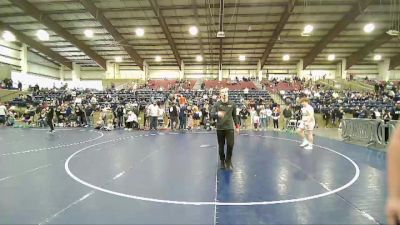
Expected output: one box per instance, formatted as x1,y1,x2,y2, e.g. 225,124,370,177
299,140,308,147
304,145,313,150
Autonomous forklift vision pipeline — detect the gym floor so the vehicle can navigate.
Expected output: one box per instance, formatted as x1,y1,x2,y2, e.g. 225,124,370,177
0,128,387,224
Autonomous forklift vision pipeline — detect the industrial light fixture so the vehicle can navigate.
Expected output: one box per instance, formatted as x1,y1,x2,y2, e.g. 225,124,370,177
84,29,94,38
196,55,203,62
189,26,198,36
328,54,336,61
374,54,382,61
155,56,162,62
36,29,49,41
364,23,375,33
239,55,246,61
115,56,122,62
387,0,400,36
2,30,15,42
301,24,314,36
283,54,290,61
135,28,145,37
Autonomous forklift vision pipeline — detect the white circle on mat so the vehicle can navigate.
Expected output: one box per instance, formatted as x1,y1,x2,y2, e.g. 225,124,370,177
65,133,360,206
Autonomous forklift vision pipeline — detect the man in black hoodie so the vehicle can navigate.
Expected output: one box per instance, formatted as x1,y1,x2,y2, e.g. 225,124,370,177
211,88,240,170
46,104,55,133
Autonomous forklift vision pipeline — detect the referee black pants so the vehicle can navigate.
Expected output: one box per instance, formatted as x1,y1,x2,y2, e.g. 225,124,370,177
47,119,54,131
217,129,235,161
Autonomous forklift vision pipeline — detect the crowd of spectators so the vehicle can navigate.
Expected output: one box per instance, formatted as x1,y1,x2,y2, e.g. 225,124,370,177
278,79,400,128
0,81,293,131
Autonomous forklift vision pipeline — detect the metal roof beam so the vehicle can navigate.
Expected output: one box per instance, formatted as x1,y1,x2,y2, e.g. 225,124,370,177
302,0,374,69
11,0,106,69
149,0,182,70
346,33,393,69
79,0,144,70
0,22,73,70
260,0,296,69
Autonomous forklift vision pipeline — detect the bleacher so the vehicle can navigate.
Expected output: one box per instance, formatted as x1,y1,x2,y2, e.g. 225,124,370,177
281,90,398,113
262,81,302,93
15,89,271,108
203,80,257,90
148,80,196,90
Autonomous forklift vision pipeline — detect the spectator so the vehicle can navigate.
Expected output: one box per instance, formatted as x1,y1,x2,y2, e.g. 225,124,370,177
169,103,179,130
392,101,400,120
282,105,293,130
0,102,7,127
179,104,187,130
148,102,159,130
253,111,260,131
272,108,280,130
239,107,249,129
259,106,267,131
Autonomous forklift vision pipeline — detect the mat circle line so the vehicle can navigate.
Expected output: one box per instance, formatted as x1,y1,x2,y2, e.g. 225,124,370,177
65,132,360,206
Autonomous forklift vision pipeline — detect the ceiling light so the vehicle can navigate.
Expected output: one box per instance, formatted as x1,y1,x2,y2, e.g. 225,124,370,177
364,23,375,33
155,56,162,62
196,55,203,62
36,29,49,41
303,24,314,34
135,28,145,37
189,26,198,36
283,54,290,61
239,55,246,61
387,29,400,36
2,31,15,42
328,54,336,61
374,54,382,61
115,56,122,62
84,29,94,38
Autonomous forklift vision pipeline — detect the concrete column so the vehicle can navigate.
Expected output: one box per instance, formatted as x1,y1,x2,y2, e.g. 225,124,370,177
143,61,149,81
105,60,114,79
114,63,120,79
378,58,391,81
341,59,347,80
71,63,81,82
20,44,28,74
218,69,223,81
59,65,65,81
297,59,303,78
257,60,262,81
179,60,185,81
336,62,341,80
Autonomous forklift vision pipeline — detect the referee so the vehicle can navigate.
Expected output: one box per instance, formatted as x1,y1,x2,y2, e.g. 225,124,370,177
211,88,240,169
46,104,55,133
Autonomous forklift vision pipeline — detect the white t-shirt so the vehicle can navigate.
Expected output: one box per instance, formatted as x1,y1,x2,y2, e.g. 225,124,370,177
148,104,160,117
253,115,260,124
301,104,315,124
0,105,7,116
266,109,273,117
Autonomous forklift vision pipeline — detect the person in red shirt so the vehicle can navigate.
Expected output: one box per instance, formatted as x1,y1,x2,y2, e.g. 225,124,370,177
179,94,187,106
